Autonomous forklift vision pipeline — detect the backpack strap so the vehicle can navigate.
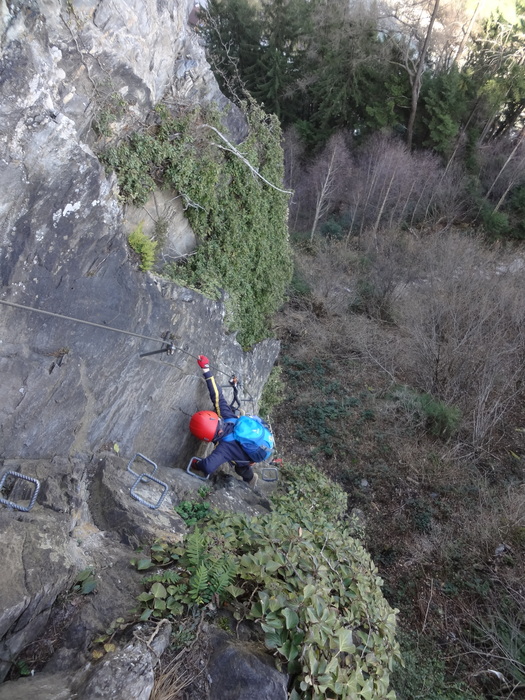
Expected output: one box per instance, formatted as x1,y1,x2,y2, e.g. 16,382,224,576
221,417,237,443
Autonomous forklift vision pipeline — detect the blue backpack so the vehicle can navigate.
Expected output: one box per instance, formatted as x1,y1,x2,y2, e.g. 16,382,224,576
223,416,275,463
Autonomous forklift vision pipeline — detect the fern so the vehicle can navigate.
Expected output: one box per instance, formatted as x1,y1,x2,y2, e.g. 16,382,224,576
210,560,237,598
142,573,165,584
186,530,207,568
161,570,182,584
189,562,210,603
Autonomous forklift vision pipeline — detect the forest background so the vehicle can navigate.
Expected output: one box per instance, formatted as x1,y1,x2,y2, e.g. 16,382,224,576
200,0,525,698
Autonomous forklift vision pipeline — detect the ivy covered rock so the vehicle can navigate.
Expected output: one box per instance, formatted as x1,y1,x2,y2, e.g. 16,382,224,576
102,100,293,348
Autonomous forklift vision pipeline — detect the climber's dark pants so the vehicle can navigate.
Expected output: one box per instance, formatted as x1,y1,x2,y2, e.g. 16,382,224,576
231,462,254,482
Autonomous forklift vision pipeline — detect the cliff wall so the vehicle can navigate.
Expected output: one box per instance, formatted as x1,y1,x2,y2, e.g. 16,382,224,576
0,0,278,466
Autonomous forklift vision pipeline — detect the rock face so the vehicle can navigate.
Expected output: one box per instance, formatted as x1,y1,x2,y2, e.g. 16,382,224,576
0,0,283,695
0,452,281,691
0,0,277,464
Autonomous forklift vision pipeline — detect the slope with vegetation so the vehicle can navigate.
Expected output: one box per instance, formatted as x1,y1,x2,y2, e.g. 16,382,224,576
272,231,525,699
100,2,525,695
134,462,400,700
197,0,525,696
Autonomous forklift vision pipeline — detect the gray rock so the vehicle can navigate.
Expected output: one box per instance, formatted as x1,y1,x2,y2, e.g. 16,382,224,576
207,629,288,700
0,0,263,467
0,455,146,682
0,623,173,700
0,672,73,700
77,621,172,700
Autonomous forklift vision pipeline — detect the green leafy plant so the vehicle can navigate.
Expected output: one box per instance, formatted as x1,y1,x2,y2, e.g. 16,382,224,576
198,484,212,499
14,660,31,677
91,617,131,659
71,567,98,595
132,462,399,699
92,91,128,138
128,222,158,271
133,532,239,618
271,460,349,530
175,499,211,526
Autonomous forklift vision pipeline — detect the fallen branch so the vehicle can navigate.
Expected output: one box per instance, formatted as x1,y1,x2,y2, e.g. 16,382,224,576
200,124,293,195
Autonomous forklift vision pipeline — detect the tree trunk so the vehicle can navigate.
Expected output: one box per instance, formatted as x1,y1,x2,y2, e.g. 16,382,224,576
406,0,441,150
453,0,482,66
310,145,338,240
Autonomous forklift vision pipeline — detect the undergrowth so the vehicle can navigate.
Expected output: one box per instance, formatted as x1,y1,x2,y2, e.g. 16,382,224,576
132,461,400,700
272,237,525,699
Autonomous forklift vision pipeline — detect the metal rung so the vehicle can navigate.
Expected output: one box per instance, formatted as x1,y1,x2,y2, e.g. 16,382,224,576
261,467,279,482
130,473,168,510
127,453,158,481
186,457,209,481
0,471,40,512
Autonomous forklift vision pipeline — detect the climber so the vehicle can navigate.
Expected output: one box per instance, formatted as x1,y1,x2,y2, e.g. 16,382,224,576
188,355,273,489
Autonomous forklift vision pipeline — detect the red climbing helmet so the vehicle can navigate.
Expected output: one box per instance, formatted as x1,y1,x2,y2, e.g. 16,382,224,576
189,410,220,442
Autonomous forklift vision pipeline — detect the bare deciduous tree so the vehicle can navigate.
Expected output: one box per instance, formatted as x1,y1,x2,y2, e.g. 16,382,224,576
308,132,352,240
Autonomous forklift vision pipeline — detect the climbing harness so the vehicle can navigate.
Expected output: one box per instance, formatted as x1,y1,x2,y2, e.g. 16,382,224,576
0,471,40,512
126,453,168,510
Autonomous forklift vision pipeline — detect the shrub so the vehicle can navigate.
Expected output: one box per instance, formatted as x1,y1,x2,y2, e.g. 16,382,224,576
480,205,510,237
128,223,157,271
103,101,293,348
419,393,461,439
392,386,461,440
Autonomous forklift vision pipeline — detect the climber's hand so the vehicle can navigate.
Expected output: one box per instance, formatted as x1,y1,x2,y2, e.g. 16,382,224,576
197,355,210,370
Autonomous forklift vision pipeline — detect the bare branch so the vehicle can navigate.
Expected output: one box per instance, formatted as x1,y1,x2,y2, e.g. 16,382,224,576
200,124,292,195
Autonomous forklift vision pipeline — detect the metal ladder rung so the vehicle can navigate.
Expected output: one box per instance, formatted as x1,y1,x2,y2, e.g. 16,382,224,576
0,471,40,512
129,473,168,510
127,453,158,481
186,457,210,481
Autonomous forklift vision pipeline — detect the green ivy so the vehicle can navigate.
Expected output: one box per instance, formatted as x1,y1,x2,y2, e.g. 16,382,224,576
71,567,98,595
101,100,293,348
